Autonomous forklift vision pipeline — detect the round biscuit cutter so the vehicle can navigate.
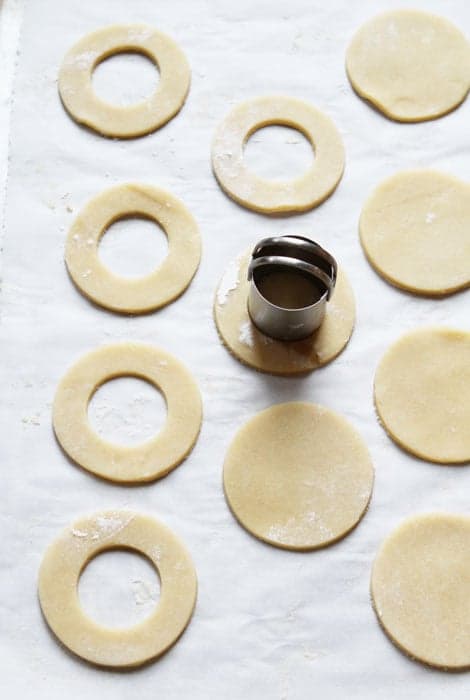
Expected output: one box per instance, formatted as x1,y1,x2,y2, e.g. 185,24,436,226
247,235,337,341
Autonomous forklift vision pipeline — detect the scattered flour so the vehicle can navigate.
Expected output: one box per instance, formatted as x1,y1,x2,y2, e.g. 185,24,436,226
217,256,241,306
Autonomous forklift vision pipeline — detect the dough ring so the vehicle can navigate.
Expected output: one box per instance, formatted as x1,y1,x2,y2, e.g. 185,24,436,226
65,183,201,314
58,24,190,138
38,510,197,668
223,402,374,551
374,327,470,464
53,343,202,483
371,512,470,670
214,249,355,375
211,96,345,214
360,170,470,296
346,10,470,122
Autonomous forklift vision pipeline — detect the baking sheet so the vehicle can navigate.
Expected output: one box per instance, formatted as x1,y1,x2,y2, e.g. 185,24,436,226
1,0,469,697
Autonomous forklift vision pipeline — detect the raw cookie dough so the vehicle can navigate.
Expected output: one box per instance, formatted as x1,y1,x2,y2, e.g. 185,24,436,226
211,96,344,214
346,10,470,122
223,402,374,551
38,510,197,668
374,327,470,463
65,183,201,314
58,24,190,138
53,343,202,483
371,513,470,670
214,250,355,375
360,170,470,296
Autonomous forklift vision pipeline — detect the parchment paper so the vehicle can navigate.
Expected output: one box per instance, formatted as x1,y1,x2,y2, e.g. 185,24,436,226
1,0,469,697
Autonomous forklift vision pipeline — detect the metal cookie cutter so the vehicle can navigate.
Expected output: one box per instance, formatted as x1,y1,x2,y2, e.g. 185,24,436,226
247,235,337,341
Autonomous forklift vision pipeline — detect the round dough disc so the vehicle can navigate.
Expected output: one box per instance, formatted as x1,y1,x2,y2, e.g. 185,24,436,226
212,96,344,214
214,250,355,375
53,343,202,483
374,327,470,463
65,183,201,314
346,10,470,122
59,24,190,138
223,402,374,551
360,170,470,296
371,513,470,670
38,510,197,668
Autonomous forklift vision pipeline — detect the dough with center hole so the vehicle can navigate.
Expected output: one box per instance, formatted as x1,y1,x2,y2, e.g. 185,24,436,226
224,402,374,550
53,343,202,483
38,510,197,668
374,327,470,463
371,513,470,670
65,183,201,314
360,170,470,296
212,96,344,213
59,24,190,138
346,10,470,122
214,250,355,375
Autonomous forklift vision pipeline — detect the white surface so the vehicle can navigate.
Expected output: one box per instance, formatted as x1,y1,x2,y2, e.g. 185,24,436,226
0,0,469,697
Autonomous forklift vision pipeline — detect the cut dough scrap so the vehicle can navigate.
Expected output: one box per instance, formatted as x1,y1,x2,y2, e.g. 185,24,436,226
224,402,374,551
53,343,202,483
38,510,197,668
360,170,470,296
374,327,470,463
346,10,470,122
214,250,355,375
65,183,201,314
59,24,190,138
212,96,344,213
371,513,470,670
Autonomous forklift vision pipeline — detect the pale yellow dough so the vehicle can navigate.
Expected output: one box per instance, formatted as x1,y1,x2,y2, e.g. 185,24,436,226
53,343,202,483
223,402,374,551
374,327,470,464
59,24,190,138
360,170,470,296
211,96,344,214
371,513,470,670
38,510,197,668
346,10,470,122
65,183,200,314
214,250,355,375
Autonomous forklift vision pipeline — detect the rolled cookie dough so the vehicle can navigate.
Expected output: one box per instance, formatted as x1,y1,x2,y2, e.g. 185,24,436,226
38,510,197,668
212,96,344,214
224,402,374,550
65,183,201,314
374,327,470,463
53,343,202,483
346,10,470,122
59,24,190,138
371,513,470,670
360,170,470,296
214,250,355,375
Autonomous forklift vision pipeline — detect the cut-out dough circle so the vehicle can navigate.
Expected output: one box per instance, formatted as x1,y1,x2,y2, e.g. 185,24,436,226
346,10,470,122
59,24,190,138
360,170,470,296
224,402,374,551
371,513,470,670
65,183,201,314
374,327,470,463
53,343,202,483
212,96,345,214
214,249,355,375
38,510,197,668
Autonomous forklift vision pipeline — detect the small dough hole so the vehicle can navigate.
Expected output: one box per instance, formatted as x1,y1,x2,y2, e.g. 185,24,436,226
244,125,314,180
92,51,159,106
88,376,167,446
98,216,168,278
78,549,161,629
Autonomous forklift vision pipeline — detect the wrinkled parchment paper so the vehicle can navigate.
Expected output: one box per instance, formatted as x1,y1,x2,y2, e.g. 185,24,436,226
1,0,469,697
